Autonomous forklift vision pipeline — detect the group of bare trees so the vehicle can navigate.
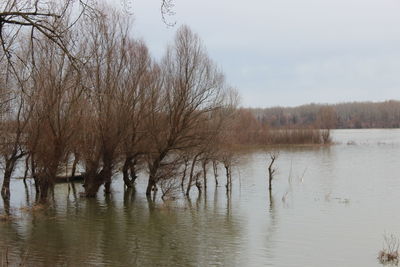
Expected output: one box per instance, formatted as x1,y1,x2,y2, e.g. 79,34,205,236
252,100,400,129
0,4,238,205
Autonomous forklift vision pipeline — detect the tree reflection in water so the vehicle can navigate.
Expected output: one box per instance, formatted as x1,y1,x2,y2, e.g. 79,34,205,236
0,180,243,266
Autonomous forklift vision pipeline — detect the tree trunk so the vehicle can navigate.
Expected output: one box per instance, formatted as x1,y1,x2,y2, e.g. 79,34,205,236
102,166,113,194
181,158,189,187
38,146,63,203
195,172,202,194
102,156,113,194
23,155,30,183
186,154,199,196
146,173,157,196
104,180,112,194
268,173,272,190
146,156,163,197
71,153,79,178
268,155,276,191
1,160,14,202
269,188,273,208
1,163,12,201
2,194,10,216
202,160,207,190
38,164,58,203
213,160,219,186
224,163,231,191
123,157,134,188
129,159,138,183
31,154,40,195
84,170,104,197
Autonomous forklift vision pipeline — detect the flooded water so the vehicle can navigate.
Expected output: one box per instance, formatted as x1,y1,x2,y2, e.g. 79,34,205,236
1,129,400,266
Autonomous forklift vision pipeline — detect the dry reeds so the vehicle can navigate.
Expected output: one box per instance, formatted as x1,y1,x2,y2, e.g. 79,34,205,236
265,128,331,145
378,233,400,265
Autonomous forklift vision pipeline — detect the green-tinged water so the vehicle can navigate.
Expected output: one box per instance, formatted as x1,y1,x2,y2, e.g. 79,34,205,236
1,129,400,266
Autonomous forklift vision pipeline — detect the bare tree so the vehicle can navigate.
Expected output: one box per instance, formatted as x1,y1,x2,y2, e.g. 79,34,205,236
24,35,84,202
267,152,278,191
80,9,147,196
212,90,240,192
0,56,30,205
144,25,227,197
220,150,234,192
120,40,152,189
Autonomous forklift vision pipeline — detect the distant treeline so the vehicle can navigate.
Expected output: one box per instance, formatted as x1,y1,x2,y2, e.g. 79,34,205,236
249,100,400,129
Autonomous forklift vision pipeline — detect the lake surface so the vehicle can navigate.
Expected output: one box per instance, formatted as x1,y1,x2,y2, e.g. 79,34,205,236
1,129,400,266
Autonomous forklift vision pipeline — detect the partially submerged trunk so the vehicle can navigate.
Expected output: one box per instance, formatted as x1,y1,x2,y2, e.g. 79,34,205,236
1,153,25,203
83,169,104,197
37,161,59,203
268,154,277,191
71,153,79,178
123,157,133,188
23,155,30,184
180,157,189,187
30,154,40,195
83,153,114,197
202,160,208,190
212,160,219,186
123,156,138,188
102,160,113,194
31,140,65,203
2,194,10,216
195,172,202,194
224,163,232,191
186,154,200,196
146,151,168,197
104,178,112,194
146,165,158,196
1,159,16,202
129,159,138,183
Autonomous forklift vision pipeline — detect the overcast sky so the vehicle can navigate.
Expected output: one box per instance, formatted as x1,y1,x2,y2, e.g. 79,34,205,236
129,0,400,107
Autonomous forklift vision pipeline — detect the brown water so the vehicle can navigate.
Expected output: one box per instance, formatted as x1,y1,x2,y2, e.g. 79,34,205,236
1,129,400,266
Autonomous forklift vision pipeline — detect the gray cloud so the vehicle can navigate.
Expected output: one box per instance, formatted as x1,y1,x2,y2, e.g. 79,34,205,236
132,0,400,107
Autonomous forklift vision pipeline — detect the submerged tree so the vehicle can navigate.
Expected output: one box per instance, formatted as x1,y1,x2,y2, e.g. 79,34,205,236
267,152,278,192
25,36,84,202
144,25,232,197
79,10,137,197
120,41,153,189
0,57,30,206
